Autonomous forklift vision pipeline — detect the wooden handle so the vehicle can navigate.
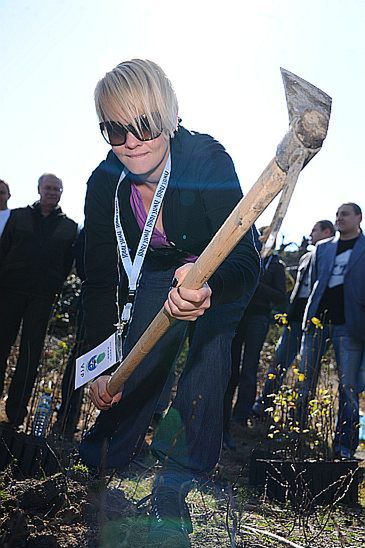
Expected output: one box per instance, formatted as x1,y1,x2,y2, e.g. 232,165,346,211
261,153,305,258
107,157,287,396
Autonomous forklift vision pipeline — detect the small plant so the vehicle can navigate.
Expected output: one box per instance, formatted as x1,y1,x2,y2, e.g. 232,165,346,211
0,489,9,500
265,357,338,461
71,463,89,475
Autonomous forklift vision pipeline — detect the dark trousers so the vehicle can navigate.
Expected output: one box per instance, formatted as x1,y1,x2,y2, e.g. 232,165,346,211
0,289,54,425
56,300,86,434
224,313,270,427
79,260,244,479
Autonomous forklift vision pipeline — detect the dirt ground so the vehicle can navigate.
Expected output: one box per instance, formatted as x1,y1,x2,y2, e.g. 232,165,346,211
1,327,365,547
0,416,364,548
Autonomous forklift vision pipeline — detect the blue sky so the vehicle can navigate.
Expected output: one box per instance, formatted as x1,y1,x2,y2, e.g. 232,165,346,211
1,0,364,245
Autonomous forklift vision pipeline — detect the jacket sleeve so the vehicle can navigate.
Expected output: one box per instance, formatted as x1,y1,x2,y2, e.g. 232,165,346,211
74,229,86,281
82,166,122,347
197,144,261,303
257,261,287,306
62,221,78,282
309,246,319,290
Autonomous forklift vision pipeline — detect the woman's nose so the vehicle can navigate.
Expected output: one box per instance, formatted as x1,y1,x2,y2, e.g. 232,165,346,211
124,131,141,148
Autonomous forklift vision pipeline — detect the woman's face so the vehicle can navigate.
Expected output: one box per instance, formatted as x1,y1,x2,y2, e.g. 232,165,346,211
112,117,170,183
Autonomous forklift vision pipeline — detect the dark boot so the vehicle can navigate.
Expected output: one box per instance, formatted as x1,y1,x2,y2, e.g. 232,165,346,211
148,485,192,547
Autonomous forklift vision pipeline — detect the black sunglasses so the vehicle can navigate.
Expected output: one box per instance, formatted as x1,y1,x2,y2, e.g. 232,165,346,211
99,115,162,146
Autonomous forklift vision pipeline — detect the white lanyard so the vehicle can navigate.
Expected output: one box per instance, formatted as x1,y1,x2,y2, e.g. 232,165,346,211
113,154,171,324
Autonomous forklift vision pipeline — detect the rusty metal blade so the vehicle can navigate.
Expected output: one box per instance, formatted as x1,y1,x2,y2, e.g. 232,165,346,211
281,68,332,124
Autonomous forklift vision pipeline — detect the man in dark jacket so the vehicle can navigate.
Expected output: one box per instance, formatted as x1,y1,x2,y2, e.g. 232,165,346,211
0,173,78,427
298,203,365,458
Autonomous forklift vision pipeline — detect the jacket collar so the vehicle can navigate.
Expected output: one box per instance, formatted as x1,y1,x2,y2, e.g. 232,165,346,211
31,201,63,218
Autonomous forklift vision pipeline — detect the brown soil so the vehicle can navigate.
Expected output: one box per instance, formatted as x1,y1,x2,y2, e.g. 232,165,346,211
0,422,364,548
1,310,364,547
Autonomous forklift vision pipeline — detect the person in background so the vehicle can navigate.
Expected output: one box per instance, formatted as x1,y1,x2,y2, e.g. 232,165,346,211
253,220,335,417
298,203,365,459
79,59,260,547
223,227,286,450
0,179,11,237
0,174,78,427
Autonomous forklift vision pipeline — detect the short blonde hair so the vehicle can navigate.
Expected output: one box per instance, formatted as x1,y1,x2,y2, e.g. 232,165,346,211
95,59,179,138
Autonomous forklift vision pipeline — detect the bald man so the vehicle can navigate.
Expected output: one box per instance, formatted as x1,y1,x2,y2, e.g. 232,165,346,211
0,174,78,427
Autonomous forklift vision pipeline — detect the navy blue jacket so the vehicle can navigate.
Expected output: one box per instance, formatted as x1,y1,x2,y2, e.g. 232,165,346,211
83,126,261,345
303,233,365,341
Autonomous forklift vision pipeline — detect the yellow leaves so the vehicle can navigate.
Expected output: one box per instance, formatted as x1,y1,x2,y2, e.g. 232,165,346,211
58,340,68,350
274,313,289,326
311,316,324,329
268,428,281,439
291,366,305,382
263,366,336,450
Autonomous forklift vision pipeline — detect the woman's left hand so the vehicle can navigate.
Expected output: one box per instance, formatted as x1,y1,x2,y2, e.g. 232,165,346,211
164,263,212,321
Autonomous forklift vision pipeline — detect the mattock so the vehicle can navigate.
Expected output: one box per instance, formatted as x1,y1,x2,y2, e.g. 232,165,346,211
107,68,332,397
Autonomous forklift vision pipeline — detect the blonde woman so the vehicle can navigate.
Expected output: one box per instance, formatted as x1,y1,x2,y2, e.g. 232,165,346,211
80,59,260,546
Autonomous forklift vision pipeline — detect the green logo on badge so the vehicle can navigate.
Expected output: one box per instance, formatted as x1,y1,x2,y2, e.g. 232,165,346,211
87,352,106,371
97,352,105,364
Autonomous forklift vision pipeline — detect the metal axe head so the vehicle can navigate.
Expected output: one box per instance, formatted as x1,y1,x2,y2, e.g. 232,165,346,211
281,68,332,124
279,68,332,153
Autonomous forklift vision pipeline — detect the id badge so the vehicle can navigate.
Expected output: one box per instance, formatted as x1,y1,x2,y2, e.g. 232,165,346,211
75,331,123,389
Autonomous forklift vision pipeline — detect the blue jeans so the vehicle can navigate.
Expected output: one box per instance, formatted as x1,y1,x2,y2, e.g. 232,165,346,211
256,320,303,410
298,324,364,455
79,259,244,480
227,313,270,422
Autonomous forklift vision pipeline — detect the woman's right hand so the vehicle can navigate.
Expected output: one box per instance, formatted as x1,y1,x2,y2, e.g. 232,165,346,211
89,375,123,410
